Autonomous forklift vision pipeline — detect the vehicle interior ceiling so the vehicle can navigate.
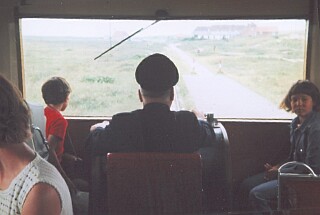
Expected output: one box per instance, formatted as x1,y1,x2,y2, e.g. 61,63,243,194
1,0,320,214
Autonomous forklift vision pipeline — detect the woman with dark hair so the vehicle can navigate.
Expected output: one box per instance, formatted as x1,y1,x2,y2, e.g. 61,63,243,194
0,75,73,215
280,79,320,112
238,80,320,214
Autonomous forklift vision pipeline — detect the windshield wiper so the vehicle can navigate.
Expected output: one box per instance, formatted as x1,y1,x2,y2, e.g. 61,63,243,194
94,20,160,60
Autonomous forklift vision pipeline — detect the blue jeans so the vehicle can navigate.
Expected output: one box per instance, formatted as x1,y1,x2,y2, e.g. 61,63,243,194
235,172,266,210
249,179,278,215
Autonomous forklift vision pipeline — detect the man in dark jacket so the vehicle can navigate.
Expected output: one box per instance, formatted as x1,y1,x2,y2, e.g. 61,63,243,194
88,53,214,155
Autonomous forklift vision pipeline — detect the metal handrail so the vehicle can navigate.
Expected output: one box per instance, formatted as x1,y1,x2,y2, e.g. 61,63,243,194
278,161,317,177
278,161,318,210
32,125,50,152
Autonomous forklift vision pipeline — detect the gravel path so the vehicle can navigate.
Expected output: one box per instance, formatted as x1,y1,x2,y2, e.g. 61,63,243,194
170,45,293,119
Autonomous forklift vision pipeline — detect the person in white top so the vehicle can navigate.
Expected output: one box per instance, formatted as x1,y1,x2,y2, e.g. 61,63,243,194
0,75,73,215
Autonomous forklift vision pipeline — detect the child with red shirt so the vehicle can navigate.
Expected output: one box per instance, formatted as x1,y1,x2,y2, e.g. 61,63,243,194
45,104,67,162
42,77,88,214
41,77,76,192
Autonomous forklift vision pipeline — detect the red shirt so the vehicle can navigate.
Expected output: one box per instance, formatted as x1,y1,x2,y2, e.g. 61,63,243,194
44,106,68,162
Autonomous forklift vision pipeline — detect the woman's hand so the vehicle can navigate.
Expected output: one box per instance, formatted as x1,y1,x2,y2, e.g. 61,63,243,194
264,163,279,180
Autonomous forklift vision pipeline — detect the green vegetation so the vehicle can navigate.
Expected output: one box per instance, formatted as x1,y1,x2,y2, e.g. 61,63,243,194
24,37,166,116
177,34,304,105
23,33,305,116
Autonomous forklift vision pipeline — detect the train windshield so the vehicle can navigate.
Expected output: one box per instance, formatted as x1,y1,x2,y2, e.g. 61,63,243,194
21,18,306,119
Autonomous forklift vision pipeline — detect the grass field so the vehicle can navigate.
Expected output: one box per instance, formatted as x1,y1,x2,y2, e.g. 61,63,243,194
176,34,304,105
23,33,305,117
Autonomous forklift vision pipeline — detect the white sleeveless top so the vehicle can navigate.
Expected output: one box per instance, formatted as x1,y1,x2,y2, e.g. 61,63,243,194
0,153,73,215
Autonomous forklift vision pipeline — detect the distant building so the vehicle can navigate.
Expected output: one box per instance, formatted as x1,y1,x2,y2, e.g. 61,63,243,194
193,23,278,40
256,26,278,36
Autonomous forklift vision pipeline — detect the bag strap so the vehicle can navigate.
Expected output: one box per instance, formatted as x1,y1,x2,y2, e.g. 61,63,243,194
65,129,78,157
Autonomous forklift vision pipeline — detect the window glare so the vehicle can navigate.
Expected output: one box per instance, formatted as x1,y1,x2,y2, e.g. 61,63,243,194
21,19,306,119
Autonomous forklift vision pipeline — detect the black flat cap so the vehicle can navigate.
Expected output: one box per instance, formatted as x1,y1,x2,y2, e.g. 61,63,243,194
135,53,179,91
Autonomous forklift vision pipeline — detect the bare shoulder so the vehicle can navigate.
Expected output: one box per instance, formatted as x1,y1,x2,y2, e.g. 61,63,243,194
22,182,62,215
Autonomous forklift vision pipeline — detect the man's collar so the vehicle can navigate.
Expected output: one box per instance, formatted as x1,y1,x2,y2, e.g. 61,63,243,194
143,102,170,111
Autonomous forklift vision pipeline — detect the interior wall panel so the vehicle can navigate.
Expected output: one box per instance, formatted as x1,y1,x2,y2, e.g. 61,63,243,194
18,0,309,19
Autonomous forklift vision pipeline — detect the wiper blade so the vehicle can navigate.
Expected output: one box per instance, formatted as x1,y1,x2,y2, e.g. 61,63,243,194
94,20,160,60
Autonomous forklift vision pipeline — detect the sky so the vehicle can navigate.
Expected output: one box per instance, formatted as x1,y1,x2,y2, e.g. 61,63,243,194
21,18,307,38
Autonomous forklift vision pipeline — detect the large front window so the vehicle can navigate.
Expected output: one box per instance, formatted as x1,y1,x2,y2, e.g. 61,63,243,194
21,19,306,119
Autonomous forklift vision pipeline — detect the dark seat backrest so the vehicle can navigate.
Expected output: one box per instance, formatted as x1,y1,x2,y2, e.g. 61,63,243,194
278,174,320,213
89,152,202,215
198,122,231,213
